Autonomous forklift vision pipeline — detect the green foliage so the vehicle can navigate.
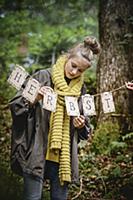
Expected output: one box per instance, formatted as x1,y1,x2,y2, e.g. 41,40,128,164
111,165,121,178
122,132,133,141
72,119,133,199
0,0,98,100
68,135,133,200
109,141,127,154
91,121,120,154
69,146,133,200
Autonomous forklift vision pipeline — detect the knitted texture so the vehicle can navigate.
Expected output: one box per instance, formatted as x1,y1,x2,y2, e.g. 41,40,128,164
46,55,84,185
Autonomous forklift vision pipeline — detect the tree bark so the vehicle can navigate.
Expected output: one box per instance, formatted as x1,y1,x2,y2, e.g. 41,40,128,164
97,0,133,133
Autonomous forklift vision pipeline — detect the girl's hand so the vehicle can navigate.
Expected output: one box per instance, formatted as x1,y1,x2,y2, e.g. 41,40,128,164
36,86,53,101
125,82,133,90
73,115,85,129
38,86,53,95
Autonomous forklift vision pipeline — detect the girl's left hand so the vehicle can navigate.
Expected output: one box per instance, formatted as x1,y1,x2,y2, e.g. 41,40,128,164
73,115,85,129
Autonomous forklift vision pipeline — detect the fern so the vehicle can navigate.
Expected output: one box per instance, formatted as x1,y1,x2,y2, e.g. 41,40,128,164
122,132,133,141
110,141,127,149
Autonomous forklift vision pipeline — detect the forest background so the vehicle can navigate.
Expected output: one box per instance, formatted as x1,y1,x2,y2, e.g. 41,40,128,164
0,0,133,200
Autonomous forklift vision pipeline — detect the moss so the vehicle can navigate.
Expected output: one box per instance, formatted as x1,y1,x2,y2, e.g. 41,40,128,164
91,121,120,154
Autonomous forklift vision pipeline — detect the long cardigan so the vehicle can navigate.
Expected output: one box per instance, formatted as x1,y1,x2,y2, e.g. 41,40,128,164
9,68,91,183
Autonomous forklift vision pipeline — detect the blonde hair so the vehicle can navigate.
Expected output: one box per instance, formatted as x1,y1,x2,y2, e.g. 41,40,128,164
68,36,101,62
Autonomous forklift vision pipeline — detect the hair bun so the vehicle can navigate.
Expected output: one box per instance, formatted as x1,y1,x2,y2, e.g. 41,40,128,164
84,36,100,54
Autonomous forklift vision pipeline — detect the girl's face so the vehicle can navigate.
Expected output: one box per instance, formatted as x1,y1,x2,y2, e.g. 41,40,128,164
64,55,90,79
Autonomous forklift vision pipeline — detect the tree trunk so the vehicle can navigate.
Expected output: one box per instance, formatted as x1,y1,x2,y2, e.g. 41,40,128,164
97,0,133,133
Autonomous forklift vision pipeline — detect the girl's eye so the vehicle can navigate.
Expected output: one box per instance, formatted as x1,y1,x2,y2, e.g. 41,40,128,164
78,69,82,73
72,64,77,68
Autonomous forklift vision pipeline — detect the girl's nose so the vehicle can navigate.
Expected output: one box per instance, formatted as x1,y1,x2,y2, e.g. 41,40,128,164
71,68,77,75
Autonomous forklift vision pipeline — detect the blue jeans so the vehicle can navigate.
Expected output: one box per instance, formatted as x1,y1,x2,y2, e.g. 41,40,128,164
23,161,68,200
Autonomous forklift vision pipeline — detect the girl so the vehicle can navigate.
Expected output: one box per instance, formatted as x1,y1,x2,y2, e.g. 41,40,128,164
9,36,100,200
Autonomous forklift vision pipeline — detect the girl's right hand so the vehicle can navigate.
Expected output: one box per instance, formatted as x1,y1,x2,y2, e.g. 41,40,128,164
36,86,54,101
73,115,85,129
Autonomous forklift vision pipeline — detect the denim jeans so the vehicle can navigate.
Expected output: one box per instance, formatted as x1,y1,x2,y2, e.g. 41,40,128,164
23,161,68,200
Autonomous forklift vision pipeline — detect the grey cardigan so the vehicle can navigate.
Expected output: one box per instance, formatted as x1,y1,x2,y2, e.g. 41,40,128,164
9,68,91,183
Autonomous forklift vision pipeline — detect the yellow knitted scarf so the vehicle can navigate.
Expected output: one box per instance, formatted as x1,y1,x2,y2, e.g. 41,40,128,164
46,55,84,185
